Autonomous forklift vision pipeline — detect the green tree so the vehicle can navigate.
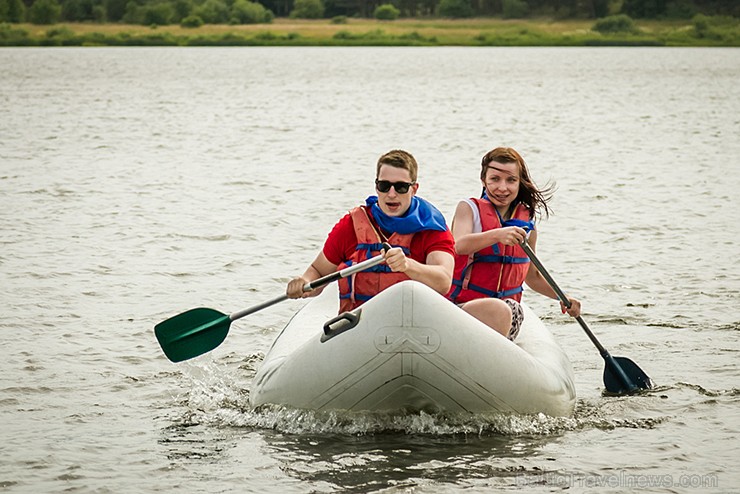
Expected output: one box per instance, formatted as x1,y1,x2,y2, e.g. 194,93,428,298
621,0,666,18
437,0,472,17
322,0,359,17
231,0,273,23
591,0,609,17
105,0,128,21
193,0,229,22
29,0,61,23
180,13,202,25
374,2,399,18
502,0,528,17
4,0,25,22
259,0,291,17
123,0,142,23
92,4,105,20
664,0,696,18
61,0,97,21
592,13,638,32
692,13,739,40
142,2,174,24
290,0,324,18
170,0,192,21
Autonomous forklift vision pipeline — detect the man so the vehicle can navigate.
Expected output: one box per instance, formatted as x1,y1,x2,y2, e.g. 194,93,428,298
286,150,455,312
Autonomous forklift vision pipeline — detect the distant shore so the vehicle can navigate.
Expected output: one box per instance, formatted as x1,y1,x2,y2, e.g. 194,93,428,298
2,18,738,47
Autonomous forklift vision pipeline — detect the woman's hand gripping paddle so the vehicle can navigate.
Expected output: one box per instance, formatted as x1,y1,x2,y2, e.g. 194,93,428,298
520,239,654,395
155,244,391,362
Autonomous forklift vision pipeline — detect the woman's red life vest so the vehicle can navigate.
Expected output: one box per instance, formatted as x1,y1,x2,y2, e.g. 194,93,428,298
447,200,532,304
337,207,413,313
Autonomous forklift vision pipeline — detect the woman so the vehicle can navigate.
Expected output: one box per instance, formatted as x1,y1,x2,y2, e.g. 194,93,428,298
447,147,581,339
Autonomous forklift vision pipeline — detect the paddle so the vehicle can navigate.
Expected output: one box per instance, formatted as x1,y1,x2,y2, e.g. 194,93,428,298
520,239,653,395
155,244,391,362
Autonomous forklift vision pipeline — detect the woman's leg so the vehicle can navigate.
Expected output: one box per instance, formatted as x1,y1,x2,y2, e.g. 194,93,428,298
460,298,512,337
503,299,524,341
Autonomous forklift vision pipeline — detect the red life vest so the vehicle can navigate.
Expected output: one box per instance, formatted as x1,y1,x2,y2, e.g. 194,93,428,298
447,200,532,304
337,206,413,313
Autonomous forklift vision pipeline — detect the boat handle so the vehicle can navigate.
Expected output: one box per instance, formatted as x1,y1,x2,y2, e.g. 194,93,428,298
321,310,361,342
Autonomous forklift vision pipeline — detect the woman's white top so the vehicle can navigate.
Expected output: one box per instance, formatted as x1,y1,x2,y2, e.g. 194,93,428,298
462,198,483,233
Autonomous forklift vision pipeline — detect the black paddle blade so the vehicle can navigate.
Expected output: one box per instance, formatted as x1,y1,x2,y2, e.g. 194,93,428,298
154,307,231,362
603,355,654,395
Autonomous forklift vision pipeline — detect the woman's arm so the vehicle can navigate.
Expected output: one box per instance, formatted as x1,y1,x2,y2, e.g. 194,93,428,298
451,200,527,255
523,231,582,317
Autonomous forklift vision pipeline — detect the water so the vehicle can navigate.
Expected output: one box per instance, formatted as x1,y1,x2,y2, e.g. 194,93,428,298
1,46,738,493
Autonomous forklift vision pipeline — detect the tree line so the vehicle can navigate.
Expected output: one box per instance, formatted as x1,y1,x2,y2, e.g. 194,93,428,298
1,0,737,26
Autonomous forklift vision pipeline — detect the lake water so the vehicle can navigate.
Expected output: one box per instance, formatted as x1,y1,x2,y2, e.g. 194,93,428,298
1,46,738,493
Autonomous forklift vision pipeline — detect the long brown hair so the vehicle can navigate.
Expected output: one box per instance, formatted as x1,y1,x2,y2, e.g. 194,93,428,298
480,147,555,220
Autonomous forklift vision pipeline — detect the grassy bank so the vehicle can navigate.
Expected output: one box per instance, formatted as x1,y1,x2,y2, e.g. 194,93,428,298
2,17,738,47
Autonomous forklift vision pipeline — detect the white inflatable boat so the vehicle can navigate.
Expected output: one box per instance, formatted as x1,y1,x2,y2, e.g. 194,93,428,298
250,280,576,417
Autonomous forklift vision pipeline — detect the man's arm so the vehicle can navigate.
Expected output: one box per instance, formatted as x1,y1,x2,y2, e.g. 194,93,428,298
384,247,454,295
286,251,339,299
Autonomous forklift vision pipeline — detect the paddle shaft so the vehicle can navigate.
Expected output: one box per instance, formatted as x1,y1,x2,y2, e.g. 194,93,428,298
520,241,604,352
520,240,638,392
228,249,389,322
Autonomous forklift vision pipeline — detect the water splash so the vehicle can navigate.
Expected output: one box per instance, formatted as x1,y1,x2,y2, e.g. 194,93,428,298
166,355,677,437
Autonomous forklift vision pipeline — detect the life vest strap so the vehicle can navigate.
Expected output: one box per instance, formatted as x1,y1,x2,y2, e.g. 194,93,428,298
450,279,524,299
356,242,410,256
472,254,530,265
340,258,394,274
339,292,373,301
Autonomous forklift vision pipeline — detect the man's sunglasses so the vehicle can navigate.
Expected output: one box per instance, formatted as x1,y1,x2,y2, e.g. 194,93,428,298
375,179,415,194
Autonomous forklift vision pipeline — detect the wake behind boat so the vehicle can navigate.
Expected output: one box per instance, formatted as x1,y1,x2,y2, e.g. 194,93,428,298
250,280,577,417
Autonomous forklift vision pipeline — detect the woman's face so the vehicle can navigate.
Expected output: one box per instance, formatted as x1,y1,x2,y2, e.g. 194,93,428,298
482,161,520,213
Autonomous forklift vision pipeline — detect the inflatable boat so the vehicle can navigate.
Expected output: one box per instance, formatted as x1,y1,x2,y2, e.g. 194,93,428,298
250,280,576,417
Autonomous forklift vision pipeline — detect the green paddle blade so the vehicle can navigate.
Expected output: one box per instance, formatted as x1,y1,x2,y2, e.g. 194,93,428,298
154,307,232,362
